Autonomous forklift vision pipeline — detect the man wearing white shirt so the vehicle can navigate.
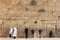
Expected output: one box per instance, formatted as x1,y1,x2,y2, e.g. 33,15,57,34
12,27,17,39
9,27,13,38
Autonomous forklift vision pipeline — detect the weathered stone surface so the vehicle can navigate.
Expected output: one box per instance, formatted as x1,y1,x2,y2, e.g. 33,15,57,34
0,0,60,38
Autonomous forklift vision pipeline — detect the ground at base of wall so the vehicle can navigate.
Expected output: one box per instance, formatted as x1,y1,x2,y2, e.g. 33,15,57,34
0,37,60,40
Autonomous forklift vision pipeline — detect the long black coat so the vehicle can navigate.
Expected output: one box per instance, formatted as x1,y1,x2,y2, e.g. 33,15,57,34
31,29,34,35
38,29,42,34
25,28,28,34
49,31,53,37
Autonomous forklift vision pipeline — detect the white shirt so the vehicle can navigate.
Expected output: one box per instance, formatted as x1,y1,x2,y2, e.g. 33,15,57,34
9,27,13,34
12,27,17,37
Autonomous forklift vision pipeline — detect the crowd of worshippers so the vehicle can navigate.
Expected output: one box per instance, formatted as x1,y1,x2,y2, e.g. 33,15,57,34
9,27,54,39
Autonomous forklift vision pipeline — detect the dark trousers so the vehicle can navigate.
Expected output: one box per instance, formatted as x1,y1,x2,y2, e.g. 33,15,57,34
25,33,28,38
39,34,41,38
9,34,11,38
32,34,34,37
13,36,16,39
49,35,53,37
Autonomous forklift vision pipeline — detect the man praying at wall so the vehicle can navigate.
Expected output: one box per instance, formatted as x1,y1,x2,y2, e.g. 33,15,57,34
38,29,42,38
25,27,28,38
49,30,53,38
9,27,13,38
31,29,35,38
12,27,17,39
9,27,17,39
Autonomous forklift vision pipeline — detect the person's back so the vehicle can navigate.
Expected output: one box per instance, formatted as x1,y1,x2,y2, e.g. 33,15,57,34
49,31,53,38
38,29,42,38
25,28,28,34
31,29,34,35
12,27,17,39
25,27,28,38
39,29,42,34
9,27,13,37
31,29,34,37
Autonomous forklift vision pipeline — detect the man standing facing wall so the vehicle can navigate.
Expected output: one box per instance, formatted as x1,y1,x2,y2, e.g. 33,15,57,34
25,27,28,38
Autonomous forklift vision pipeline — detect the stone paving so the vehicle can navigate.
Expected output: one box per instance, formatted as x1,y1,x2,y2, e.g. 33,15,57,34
0,37,60,40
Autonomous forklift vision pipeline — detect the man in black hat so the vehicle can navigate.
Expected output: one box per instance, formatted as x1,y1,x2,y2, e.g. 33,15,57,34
49,30,53,38
25,27,28,38
38,29,42,38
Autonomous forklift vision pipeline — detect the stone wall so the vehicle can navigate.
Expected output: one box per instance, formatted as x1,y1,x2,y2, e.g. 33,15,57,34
0,0,60,38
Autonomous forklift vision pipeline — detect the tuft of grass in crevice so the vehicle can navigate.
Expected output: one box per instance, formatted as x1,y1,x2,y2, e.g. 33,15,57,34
31,0,37,5
38,9,45,12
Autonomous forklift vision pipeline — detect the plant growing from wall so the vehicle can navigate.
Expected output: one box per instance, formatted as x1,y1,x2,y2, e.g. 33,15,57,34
38,9,45,12
25,7,29,11
31,0,37,5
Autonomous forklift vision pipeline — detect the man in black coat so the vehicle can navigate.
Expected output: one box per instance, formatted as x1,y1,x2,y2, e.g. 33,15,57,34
38,29,42,38
25,27,28,38
31,29,34,37
49,30,53,38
